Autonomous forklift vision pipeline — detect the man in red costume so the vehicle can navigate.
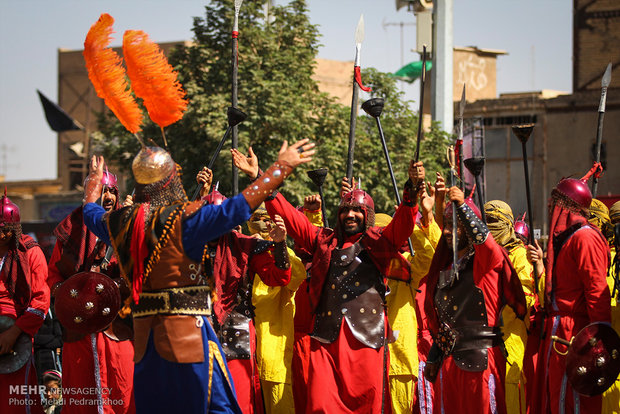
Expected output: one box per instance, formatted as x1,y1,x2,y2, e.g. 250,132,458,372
530,168,611,414
422,187,527,414
48,170,135,414
0,192,50,414
200,186,292,414
265,160,424,413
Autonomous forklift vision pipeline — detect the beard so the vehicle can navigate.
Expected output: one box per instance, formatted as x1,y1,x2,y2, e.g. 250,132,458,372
342,221,364,236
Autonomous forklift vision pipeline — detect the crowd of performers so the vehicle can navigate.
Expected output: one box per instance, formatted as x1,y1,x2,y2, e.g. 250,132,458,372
1,137,619,414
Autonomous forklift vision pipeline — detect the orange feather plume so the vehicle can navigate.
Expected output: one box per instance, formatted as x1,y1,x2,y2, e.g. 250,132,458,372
122,30,188,128
83,14,143,134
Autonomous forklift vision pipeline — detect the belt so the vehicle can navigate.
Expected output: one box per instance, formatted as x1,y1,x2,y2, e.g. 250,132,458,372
133,285,212,318
452,325,503,352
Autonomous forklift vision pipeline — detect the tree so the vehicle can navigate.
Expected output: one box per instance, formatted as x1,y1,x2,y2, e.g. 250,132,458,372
93,0,452,223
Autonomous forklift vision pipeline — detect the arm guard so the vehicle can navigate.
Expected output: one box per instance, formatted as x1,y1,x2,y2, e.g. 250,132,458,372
456,202,489,244
272,241,290,270
242,162,293,210
402,179,417,207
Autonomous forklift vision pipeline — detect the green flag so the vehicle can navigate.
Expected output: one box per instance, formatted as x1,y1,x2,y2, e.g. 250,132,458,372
392,61,433,83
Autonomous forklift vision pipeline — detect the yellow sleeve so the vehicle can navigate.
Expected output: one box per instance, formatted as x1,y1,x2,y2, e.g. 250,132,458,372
409,219,441,289
508,245,537,310
286,247,307,293
304,209,323,227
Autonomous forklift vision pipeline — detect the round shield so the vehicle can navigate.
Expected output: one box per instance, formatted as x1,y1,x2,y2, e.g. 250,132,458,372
565,322,620,396
0,315,32,374
54,271,121,334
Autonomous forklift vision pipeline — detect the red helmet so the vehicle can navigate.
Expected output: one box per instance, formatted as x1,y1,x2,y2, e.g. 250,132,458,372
339,189,375,228
553,163,602,211
101,167,118,188
341,189,374,211
554,178,592,210
0,190,20,227
514,215,530,243
202,190,227,206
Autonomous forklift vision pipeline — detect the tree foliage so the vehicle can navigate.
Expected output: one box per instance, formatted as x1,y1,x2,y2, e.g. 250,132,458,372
93,0,452,223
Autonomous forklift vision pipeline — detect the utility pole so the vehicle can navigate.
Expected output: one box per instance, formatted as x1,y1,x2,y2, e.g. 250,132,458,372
431,0,453,132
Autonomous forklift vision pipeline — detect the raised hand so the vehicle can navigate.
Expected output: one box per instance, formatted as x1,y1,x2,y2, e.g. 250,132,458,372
447,186,465,206
409,161,425,188
270,214,287,243
304,194,322,211
277,139,315,168
123,194,134,207
340,176,355,198
231,146,259,179
83,155,105,205
420,182,436,226
196,167,213,198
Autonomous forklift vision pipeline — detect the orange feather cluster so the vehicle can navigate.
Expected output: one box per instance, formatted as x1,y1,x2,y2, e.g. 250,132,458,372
83,14,142,134
123,30,188,128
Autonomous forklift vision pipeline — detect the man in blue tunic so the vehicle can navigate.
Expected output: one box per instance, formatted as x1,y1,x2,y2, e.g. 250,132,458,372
81,140,314,413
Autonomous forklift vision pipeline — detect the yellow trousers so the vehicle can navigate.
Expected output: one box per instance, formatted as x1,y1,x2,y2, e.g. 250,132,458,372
261,380,295,414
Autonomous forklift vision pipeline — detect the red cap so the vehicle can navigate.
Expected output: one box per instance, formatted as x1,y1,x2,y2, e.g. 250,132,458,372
202,189,227,206
0,189,20,226
514,215,530,243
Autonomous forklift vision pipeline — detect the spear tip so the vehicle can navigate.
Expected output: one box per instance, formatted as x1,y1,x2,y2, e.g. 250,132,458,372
602,62,612,88
355,14,365,44
459,84,467,118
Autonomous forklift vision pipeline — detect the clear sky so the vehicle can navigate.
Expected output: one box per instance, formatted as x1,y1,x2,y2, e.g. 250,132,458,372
0,0,571,181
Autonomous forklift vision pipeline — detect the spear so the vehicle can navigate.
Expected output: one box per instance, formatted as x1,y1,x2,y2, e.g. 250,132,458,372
362,97,415,260
512,124,535,245
414,45,428,163
231,0,243,195
591,62,612,197
345,15,372,183
191,107,247,201
456,84,466,189
447,146,459,280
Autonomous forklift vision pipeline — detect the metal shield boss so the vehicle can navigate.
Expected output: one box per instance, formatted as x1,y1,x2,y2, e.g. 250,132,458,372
54,271,121,334
565,322,620,396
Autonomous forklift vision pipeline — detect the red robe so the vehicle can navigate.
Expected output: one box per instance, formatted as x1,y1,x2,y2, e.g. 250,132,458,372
530,224,610,414
211,232,292,414
424,234,526,414
0,235,49,414
267,193,416,414
47,206,135,414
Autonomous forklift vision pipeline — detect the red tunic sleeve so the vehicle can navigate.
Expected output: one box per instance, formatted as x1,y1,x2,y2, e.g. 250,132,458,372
266,193,319,253
380,204,417,248
15,246,50,337
572,228,611,323
46,241,64,289
249,249,291,287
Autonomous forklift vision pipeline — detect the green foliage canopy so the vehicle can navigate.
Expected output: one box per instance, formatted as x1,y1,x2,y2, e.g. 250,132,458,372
93,0,452,223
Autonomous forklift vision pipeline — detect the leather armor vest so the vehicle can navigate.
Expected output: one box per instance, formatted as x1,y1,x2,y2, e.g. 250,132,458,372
213,239,272,360
434,250,502,372
312,242,386,349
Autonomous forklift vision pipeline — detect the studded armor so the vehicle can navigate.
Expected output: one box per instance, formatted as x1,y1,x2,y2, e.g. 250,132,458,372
456,202,489,245
212,239,272,360
312,242,387,349
433,250,503,372
215,275,254,360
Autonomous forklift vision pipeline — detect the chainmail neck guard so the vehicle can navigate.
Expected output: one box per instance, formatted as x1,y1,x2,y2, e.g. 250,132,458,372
133,164,188,221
